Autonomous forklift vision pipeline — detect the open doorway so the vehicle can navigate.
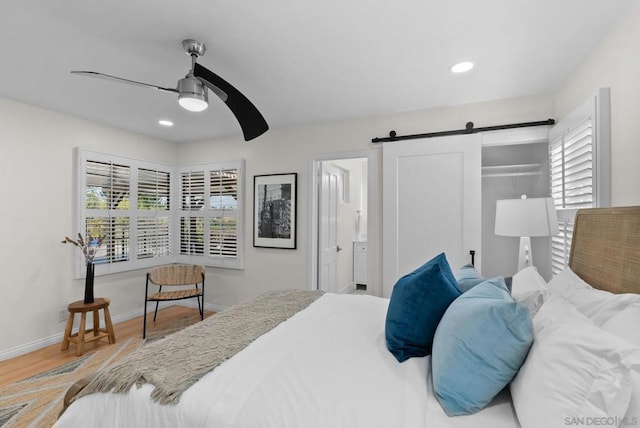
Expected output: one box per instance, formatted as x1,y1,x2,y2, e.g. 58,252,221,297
310,155,369,294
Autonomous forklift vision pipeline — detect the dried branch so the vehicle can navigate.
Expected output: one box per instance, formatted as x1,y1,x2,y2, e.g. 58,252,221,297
62,233,106,263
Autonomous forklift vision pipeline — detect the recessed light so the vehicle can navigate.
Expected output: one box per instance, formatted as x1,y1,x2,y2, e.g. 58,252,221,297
158,119,174,127
450,61,474,74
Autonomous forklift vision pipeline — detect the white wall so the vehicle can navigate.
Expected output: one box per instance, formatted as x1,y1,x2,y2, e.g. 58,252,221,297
553,2,640,206
0,98,177,357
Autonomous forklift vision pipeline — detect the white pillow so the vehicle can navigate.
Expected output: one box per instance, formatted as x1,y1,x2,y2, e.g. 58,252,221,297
547,268,640,325
511,266,547,299
601,304,640,345
602,306,640,427
623,373,640,428
510,266,547,316
510,295,640,428
546,266,593,294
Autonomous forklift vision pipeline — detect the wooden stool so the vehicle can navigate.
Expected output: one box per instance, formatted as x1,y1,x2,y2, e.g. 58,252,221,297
61,297,116,356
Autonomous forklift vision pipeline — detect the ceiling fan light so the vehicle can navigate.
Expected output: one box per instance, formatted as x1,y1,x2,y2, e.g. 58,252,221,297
178,94,208,112
177,76,209,112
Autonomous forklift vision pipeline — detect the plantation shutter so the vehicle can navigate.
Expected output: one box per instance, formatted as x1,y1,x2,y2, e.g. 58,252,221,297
550,117,594,209
136,168,172,261
79,150,174,277
209,168,239,259
84,160,131,266
549,89,610,275
550,218,574,275
179,171,205,256
77,149,244,276
176,160,244,268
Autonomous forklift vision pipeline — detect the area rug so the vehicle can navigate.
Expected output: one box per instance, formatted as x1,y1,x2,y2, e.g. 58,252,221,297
0,338,142,428
0,312,208,428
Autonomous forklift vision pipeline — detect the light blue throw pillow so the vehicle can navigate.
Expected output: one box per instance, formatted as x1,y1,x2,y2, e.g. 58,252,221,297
431,278,533,416
454,264,486,292
455,264,512,293
385,253,461,362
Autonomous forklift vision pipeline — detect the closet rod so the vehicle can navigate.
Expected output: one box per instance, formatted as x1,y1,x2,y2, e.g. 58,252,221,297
371,119,555,143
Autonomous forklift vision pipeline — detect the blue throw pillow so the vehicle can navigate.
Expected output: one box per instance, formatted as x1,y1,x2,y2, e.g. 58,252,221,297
455,264,512,293
385,253,461,363
431,278,533,416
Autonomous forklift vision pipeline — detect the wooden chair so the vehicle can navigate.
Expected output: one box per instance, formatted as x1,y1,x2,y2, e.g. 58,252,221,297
143,264,205,339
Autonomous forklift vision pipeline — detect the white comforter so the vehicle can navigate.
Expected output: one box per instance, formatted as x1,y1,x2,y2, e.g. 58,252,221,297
55,293,520,428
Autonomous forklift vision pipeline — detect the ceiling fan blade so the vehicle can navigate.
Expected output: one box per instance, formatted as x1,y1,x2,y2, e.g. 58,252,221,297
193,63,268,141
71,71,178,94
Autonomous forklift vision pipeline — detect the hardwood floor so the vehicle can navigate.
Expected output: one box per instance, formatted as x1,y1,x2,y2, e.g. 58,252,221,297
0,305,214,387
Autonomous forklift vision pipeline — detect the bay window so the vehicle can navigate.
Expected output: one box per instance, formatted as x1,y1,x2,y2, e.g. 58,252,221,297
75,149,244,277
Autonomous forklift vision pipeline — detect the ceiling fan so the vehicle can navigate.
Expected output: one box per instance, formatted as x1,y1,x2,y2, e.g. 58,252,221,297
71,39,268,141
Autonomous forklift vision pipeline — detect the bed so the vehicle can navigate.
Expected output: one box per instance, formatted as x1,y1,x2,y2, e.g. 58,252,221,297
55,206,640,428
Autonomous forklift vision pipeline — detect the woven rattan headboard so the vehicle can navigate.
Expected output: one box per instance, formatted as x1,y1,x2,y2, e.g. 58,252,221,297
569,206,640,294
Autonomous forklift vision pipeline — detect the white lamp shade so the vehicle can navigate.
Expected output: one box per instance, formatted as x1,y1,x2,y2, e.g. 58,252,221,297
495,197,559,237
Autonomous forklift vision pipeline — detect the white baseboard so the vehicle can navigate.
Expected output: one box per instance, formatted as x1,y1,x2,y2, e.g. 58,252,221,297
0,301,227,362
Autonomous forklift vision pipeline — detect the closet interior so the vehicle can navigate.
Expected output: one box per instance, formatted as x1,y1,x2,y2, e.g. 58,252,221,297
481,140,552,280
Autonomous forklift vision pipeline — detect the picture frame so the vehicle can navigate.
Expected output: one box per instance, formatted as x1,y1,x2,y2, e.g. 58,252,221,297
253,173,297,249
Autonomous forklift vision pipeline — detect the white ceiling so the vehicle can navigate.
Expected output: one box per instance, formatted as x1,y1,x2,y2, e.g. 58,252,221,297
0,0,635,143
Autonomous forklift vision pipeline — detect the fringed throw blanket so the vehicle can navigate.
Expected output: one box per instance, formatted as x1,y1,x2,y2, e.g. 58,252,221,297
75,289,324,405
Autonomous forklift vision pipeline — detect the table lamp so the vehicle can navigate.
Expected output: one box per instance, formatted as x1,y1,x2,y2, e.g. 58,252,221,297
495,195,559,271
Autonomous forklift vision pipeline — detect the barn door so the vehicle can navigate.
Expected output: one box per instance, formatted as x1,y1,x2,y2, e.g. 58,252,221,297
382,134,481,297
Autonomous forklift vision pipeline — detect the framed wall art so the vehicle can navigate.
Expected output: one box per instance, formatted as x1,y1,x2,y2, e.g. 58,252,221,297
253,173,297,249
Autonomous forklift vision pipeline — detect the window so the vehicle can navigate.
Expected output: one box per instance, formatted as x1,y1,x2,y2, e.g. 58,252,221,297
137,168,171,261
549,89,611,274
176,163,244,269
76,149,244,277
84,160,131,267
179,170,205,256
209,168,240,260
